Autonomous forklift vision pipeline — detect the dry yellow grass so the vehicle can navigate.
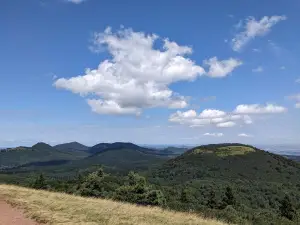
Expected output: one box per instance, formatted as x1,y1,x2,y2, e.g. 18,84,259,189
0,184,228,225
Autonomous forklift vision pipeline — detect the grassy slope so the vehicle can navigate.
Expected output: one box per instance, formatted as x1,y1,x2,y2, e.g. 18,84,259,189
0,185,227,225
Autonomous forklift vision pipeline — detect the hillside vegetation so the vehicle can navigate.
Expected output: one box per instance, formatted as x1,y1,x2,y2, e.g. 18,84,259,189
54,141,89,152
151,144,300,224
1,142,300,224
0,185,226,225
0,142,89,169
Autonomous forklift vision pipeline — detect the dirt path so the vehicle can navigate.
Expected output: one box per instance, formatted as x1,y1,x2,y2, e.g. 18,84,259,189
0,200,39,225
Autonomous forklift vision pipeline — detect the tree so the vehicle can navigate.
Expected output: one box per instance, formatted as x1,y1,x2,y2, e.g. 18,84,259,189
279,195,295,220
221,186,235,208
77,168,106,197
180,188,189,203
32,174,47,189
114,171,166,206
146,190,166,206
207,189,217,209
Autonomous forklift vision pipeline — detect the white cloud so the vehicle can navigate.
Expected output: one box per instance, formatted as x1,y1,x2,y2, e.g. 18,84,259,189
66,0,86,3
252,66,263,73
296,78,300,83
204,57,242,77
203,133,224,137
216,121,236,128
231,15,287,51
280,66,286,70
234,104,287,114
169,103,286,128
169,108,247,128
199,109,226,118
238,133,253,138
55,27,207,115
295,103,300,109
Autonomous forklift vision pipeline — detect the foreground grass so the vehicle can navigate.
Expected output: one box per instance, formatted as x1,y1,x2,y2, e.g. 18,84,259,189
0,185,227,225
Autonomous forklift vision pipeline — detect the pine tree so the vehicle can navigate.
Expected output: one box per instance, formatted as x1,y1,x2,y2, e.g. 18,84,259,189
207,189,217,209
180,188,189,203
279,195,295,220
32,174,47,189
222,186,235,208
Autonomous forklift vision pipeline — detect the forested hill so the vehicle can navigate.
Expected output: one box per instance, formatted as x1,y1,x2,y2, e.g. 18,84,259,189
155,143,300,183
0,142,89,169
150,143,300,224
54,142,89,152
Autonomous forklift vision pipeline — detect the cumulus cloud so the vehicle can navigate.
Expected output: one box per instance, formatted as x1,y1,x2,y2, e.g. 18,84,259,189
54,27,209,115
169,103,286,128
238,133,253,138
231,15,287,51
55,27,242,115
252,66,263,73
204,57,242,77
199,109,226,118
66,0,86,3
203,133,224,137
295,103,300,109
169,108,250,128
234,104,287,114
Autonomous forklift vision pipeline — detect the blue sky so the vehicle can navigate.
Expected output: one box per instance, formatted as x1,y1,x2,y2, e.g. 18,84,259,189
1,0,299,147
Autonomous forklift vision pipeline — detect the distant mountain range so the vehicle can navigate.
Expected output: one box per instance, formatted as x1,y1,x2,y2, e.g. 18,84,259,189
0,141,176,174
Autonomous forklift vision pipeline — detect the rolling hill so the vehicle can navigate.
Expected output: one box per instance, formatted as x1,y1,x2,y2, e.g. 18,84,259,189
154,143,300,184
54,141,89,151
0,142,89,169
0,142,169,179
88,142,178,156
150,143,300,224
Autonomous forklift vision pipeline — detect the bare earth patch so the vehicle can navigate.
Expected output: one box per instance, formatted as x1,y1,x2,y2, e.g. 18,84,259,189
0,200,39,225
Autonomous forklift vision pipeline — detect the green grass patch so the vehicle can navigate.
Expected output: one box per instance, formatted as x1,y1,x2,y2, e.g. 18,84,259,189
216,146,255,157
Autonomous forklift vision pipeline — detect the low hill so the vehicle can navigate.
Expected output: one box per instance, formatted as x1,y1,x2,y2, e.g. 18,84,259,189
0,185,226,225
0,142,169,179
89,142,177,156
151,143,300,224
50,147,168,176
154,143,300,184
0,142,89,169
54,141,89,151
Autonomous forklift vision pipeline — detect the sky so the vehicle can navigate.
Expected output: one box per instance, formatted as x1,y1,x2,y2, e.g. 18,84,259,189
0,0,300,147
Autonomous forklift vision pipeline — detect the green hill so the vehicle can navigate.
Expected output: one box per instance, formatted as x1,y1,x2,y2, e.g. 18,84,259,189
0,142,89,169
0,142,168,179
65,147,168,175
54,141,89,151
150,143,300,224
